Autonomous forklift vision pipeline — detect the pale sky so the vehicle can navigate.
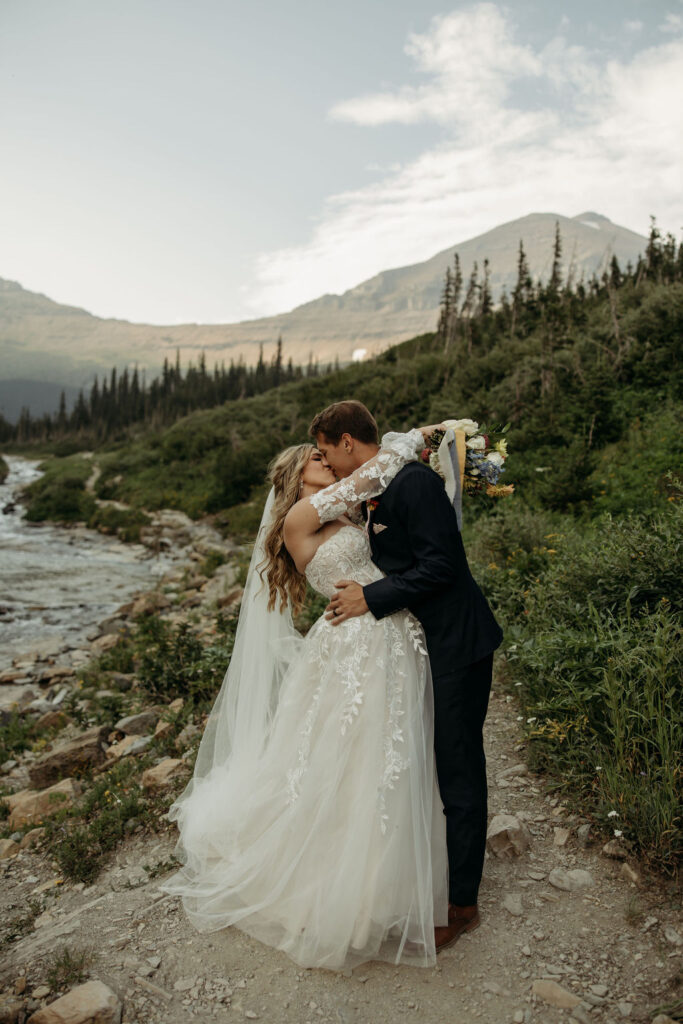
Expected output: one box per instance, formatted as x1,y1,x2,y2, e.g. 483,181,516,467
1,0,681,325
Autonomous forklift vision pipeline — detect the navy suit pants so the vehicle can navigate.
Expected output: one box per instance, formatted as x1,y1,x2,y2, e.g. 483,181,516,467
431,651,493,906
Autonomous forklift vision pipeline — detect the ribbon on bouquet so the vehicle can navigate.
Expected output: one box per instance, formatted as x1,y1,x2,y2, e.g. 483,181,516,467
436,428,466,531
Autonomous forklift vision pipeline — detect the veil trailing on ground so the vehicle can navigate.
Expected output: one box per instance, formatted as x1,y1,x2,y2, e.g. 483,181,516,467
169,487,302,805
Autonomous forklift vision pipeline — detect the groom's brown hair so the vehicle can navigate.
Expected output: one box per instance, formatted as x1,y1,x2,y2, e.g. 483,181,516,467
309,400,379,445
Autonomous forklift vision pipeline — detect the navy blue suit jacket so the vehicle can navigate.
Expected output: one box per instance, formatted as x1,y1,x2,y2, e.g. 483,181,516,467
362,462,503,677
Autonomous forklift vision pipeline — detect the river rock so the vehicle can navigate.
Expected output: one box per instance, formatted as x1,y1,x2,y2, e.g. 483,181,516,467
486,814,530,858
131,592,172,618
548,867,594,891
602,838,628,859
577,823,592,846
90,634,119,655
142,758,189,790
105,734,153,763
38,666,76,682
0,837,20,859
620,862,642,885
27,979,122,1023
114,710,159,735
7,777,81,828
531,979,581,1009
502,893,524,917
20,827,46,849
35,710,70,731
28,726,108,787
106,672,136,692
175,723,201,751
154,718,173,740
497,763,528,780
663,925,682,946
0,685,40,712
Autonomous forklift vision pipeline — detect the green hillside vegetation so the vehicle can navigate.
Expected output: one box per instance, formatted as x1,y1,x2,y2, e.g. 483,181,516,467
6,220,682,871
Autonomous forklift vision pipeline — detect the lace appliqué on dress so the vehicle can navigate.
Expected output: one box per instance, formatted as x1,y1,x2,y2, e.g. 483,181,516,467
286,524,430,835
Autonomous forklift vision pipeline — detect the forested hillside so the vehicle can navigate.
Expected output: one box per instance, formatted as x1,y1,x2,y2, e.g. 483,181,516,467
6,221,682,871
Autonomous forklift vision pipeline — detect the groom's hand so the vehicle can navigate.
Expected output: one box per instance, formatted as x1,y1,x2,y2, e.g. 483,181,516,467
325,581,369,625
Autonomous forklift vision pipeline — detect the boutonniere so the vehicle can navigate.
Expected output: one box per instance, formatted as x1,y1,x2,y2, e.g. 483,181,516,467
366,498,380,514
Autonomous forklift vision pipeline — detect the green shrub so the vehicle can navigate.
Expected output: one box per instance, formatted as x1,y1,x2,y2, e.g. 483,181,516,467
86,504,151,542
491,498,682,872
200,547,229,577
22,455,94,523
134,610,237,704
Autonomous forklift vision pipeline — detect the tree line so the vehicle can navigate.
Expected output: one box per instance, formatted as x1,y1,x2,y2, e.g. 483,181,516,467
0,338,339,445
436,217,682,361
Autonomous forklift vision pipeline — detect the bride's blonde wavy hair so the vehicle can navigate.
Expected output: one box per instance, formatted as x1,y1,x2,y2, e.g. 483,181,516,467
258,443,316,615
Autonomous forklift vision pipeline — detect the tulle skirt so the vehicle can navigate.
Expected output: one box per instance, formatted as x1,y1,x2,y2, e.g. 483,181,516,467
159,609,449,971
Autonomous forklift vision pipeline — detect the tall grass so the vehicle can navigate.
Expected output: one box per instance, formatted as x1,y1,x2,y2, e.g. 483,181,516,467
469,492,682,873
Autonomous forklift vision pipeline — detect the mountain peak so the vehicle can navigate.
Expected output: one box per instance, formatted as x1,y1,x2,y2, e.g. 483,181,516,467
1,211,648,391
572,211,613,227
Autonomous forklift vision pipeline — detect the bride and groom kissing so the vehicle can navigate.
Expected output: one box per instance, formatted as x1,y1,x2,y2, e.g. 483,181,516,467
160,399,503,971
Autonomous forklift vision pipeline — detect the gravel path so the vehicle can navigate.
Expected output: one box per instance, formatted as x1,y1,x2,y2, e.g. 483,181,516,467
2,682,681,1024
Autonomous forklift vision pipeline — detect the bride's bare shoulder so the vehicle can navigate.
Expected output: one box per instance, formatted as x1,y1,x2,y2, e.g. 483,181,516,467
284,496,318,534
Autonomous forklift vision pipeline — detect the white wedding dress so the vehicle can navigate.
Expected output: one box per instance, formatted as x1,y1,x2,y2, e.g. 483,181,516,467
159,431,449,971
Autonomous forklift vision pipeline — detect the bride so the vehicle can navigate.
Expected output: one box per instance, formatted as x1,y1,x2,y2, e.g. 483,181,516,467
159,424,451,970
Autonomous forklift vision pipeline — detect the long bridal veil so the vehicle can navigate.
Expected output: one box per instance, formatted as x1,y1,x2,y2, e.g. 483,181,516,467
164,486,301,832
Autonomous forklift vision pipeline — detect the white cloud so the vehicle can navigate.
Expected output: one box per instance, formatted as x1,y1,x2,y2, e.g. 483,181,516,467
624,20,643,33
244,4,683,317
328,5,541,129
659,12,683,33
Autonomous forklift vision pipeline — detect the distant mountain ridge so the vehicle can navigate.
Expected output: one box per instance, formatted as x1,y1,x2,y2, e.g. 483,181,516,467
0,212,647,417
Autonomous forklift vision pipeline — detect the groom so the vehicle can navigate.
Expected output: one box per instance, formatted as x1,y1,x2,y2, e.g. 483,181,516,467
309,399,503,952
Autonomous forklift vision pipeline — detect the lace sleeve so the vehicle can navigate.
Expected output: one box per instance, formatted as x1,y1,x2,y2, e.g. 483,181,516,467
308,428,424,525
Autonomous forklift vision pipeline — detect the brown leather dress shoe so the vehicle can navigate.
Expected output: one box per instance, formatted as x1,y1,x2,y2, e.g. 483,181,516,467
434,903,480,952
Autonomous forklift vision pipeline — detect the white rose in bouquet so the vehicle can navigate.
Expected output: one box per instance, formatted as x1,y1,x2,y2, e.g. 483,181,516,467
442,418,479,436
486,450,505,468
465,435,486,450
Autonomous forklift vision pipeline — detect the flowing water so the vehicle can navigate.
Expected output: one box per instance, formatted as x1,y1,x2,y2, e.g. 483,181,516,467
0,454,178,668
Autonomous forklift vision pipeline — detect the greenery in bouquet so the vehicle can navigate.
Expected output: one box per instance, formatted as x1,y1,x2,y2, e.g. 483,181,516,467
422,418,514,499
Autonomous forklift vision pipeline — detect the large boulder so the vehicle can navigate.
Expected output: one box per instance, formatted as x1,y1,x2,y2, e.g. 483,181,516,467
7,778,81,829
28,726,108,788
27,980,122,1024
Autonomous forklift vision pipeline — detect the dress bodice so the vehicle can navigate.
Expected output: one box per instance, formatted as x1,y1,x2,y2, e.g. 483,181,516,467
305,525,384,599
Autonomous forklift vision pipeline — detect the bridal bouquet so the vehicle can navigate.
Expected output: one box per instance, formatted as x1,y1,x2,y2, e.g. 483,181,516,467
421,418,514,498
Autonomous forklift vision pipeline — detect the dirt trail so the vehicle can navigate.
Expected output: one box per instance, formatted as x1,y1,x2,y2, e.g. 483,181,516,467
2,686,681,1024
